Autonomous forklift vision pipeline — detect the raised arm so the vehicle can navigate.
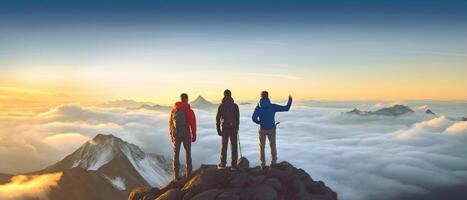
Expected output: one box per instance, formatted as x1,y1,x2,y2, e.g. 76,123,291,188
274,95,293,112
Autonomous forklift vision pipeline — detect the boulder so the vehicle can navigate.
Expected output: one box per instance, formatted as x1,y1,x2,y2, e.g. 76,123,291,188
251,184,278,200
264,178,282,192
181,166,229,194
236,157,249,171
128,187,161,200
155,188,182,200
217,191,241,200
229,172,251,188
190,189,221,200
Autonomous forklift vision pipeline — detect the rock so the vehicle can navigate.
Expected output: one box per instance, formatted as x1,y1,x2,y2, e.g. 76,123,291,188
155,188,182,200
236,157,249,171
251,175,266,184
181,166,229,194
251,184,278,200
217,191,241,200
128,187,161,200
264,178,282,192
229,172,251,188
129,161,337,200
190,189,221,200
425,109,435,115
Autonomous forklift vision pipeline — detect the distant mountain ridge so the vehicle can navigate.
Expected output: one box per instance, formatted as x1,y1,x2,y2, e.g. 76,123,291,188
133,104,172,112
347,104,415,117
102,99,157,109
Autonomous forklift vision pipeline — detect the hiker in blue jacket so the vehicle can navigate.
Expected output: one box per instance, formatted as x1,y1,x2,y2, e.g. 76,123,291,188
252,91,292,169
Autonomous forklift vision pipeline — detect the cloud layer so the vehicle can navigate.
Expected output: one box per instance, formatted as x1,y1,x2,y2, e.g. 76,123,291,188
0,101,467,200
0,172,63,200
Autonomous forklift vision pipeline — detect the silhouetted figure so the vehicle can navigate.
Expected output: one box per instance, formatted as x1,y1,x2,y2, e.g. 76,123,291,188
169,93,196,179
216,89,240,169
252,91,292,169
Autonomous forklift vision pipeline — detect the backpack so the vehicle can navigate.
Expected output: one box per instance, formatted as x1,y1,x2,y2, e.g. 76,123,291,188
172,109,189,138
221,103,238,129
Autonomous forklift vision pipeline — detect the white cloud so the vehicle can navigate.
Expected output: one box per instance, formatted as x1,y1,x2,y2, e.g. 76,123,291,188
0,172,63,200
445,121,467,135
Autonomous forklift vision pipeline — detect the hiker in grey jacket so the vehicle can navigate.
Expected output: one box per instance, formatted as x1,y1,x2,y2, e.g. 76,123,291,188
252,91,292,169
216,89,240,169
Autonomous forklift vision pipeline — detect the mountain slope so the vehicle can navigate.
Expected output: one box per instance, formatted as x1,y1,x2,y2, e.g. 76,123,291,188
43,134,172,187
0,173,12,184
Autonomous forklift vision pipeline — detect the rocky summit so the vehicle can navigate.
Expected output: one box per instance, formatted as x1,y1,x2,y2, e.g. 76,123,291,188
129,159,337,200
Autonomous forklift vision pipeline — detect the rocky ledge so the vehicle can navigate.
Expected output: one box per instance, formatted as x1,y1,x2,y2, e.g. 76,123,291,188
129,160,337,200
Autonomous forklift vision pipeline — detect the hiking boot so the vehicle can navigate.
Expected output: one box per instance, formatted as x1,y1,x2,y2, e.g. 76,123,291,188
260,165,267,171
218,163,226,169
270,163,278,168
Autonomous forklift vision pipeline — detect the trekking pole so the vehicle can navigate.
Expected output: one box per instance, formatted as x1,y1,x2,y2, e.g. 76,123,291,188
237,131,242,158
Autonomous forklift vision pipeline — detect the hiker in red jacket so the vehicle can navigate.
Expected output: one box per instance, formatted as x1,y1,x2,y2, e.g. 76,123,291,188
169,93,196,179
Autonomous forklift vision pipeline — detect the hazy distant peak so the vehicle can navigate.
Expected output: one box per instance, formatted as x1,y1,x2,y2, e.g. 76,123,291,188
425,109,436,115
190,95,217,109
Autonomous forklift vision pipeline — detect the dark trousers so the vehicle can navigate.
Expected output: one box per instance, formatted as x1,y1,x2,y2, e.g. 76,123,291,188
220,129,238,167
172,134,192,178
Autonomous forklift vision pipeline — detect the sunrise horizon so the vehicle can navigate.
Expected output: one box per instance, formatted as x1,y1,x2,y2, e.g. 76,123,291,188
1,1,467,200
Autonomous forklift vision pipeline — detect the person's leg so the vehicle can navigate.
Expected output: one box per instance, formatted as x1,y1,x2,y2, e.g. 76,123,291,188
172,137,182,179
220,130,228,167
258,129,267,168
182,136,192,177
229,129,238,168
267,129,277,165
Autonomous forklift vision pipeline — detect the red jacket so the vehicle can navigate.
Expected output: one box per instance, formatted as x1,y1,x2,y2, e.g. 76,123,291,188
169,101,196,140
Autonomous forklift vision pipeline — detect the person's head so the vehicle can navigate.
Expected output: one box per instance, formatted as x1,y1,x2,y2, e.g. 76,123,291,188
180,93,188,102
224,89,232,97
261,91,269,98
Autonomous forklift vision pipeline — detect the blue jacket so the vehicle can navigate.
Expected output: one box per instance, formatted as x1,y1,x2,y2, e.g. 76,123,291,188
252,97,292,130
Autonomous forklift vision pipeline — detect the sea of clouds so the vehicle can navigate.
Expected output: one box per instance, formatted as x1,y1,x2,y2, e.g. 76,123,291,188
0,100,466,200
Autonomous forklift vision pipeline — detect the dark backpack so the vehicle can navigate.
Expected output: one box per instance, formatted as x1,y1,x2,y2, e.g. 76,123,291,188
221,103,238,129
173,109,189,138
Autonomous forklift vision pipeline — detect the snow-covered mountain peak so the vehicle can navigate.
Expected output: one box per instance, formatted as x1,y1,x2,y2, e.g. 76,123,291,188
45,134,172,187
70,134,144,170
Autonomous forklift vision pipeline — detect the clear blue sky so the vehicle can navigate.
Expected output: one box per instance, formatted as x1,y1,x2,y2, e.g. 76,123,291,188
0,0,466,102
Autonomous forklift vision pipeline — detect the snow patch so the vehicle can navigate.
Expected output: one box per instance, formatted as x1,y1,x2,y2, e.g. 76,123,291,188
122,145,171,187
104,176,126,191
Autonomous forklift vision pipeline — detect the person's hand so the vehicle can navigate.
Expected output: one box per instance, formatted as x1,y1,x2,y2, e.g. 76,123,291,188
217,128,222,136
288,95,292,100
192,137,196,142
